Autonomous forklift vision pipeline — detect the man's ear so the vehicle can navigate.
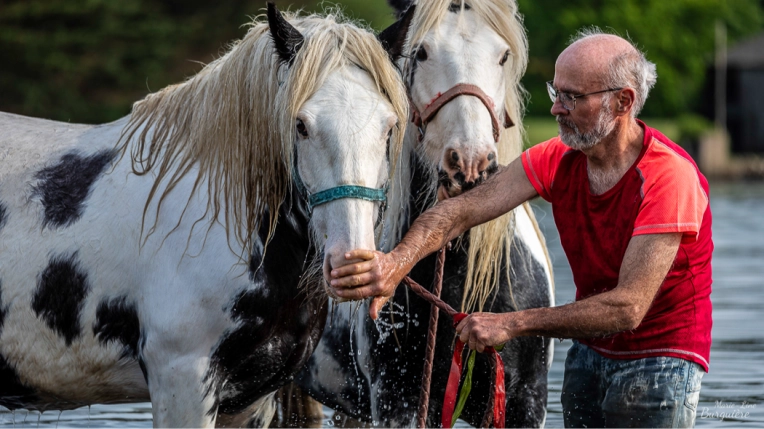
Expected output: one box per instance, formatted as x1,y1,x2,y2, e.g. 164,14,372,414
616,88,636,115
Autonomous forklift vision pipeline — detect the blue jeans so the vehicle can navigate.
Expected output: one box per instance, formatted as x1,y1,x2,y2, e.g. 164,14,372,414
561,341,704,428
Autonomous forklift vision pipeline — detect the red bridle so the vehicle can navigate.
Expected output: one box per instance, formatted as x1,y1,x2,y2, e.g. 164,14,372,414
410,83,515,142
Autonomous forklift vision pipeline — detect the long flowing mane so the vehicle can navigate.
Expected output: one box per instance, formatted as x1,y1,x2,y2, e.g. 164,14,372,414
401,0,550,312
116,10,408,259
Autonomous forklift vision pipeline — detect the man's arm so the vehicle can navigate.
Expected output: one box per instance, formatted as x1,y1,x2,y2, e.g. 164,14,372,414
330,156,538,319
456,232,682,352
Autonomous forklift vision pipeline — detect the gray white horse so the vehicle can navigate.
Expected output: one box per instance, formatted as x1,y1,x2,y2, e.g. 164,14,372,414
0,5,412,427
295,0,555,427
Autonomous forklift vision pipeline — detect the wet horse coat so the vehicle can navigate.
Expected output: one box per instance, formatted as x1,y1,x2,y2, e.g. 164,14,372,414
0,6,411,427
296,0,554,427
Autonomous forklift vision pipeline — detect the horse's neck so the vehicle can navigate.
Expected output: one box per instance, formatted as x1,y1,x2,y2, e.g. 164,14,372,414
254,186,314,289
405,154,438,230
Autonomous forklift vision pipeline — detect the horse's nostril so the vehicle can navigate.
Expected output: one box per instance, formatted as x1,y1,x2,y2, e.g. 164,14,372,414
451,151,460,162
487,152,496,161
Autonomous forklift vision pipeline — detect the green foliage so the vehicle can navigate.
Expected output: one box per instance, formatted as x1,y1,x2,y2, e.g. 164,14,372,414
519,0,764,117
1,0,762,123
0,0,395,124
677,113,713,142
0,0,266,123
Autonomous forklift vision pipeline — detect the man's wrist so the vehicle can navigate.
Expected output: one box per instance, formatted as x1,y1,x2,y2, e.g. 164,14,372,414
503,310,529,338
389,246,417,279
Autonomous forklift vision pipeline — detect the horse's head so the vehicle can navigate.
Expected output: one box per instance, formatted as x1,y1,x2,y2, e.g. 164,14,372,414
267,4,412,283
396,0,527,197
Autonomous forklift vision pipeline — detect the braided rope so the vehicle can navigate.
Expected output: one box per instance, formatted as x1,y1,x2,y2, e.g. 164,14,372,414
402,273,458,320
404,246,504,429
413,247,447,428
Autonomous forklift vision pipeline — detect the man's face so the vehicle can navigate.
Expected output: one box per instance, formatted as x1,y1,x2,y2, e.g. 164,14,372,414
550,51,617,150
556,97,615,150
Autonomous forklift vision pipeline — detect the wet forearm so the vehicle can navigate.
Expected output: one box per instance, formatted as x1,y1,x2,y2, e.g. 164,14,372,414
388,198,467,275
512,292,641,340
390,159,537,275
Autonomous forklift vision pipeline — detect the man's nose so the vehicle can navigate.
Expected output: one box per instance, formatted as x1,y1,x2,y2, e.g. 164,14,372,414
550,97,568,116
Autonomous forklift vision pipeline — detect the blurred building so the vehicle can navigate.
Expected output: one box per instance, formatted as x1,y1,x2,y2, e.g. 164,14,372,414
713,33,764,154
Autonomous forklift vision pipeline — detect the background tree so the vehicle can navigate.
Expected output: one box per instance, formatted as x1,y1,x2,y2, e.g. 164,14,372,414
0,0,762,123
518,0,764,116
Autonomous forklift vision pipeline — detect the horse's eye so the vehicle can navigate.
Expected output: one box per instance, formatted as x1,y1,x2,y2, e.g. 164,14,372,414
500,50,510,66
416,47,428,62
296,119,308,138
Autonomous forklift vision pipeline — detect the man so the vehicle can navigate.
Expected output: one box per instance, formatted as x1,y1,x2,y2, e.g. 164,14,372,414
329,29,712,428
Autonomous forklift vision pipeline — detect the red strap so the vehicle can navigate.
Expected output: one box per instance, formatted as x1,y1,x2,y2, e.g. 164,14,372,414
491,348,506,428
452,312,468,327
443,313,505,428
442,313,468,428
442,340,464,428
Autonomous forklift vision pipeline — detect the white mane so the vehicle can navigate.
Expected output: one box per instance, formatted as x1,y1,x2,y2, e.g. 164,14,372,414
117,10,409,259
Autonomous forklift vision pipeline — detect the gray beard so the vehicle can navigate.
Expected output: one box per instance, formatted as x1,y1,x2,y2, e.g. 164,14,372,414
557,102,615,150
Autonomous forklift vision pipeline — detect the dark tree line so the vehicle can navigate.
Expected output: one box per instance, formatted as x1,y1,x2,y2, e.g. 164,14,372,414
0,0,761,123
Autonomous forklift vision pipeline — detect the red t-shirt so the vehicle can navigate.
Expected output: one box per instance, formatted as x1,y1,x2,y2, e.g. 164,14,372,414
521,120,713,371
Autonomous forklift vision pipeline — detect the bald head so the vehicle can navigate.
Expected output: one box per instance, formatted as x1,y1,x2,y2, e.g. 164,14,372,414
556,29,657,117
558,34,637,83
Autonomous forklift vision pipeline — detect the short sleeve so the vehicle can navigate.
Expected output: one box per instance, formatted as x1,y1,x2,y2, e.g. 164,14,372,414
521,138,572,201
633,140,709,243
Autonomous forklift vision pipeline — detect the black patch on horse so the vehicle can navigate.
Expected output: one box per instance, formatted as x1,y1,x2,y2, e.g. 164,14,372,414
0,201,8,231
378,5,416,62
32,252,90,346
0,282,40,410
387,0,414,17
0,279,6,333
93,297,141,359
32,149,116,229
0,354,40,410
211,190,326,416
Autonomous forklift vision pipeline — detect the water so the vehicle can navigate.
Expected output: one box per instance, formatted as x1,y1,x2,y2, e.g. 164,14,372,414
2,181,763,427
538,180,764,428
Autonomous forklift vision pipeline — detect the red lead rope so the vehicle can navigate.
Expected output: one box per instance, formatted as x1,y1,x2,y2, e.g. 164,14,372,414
403,271,506,428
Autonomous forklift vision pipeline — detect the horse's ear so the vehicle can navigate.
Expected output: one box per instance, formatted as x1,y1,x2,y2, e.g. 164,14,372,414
378,5,416,62
267,2,304,66
387,0,415,18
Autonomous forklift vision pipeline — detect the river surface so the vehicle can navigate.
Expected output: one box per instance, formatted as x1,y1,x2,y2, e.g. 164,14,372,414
2,180,763,427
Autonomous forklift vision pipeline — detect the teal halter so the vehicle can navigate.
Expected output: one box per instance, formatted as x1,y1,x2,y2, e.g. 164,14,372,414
308,185,387,209
292,156,387,211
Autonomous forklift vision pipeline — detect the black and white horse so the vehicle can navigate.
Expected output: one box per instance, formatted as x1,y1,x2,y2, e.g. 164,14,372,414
0,5,412,427
296,0,555,427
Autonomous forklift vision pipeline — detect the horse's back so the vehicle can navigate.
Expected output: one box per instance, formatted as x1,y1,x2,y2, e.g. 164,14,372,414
0,112,130,193
0,112,152,410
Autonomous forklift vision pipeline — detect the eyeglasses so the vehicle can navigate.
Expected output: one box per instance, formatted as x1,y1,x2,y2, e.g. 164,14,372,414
546,81,623,111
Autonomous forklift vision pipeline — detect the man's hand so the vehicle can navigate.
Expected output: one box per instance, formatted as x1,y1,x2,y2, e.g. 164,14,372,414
455,312,519,352
329,250,407,320
329,159,537,321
